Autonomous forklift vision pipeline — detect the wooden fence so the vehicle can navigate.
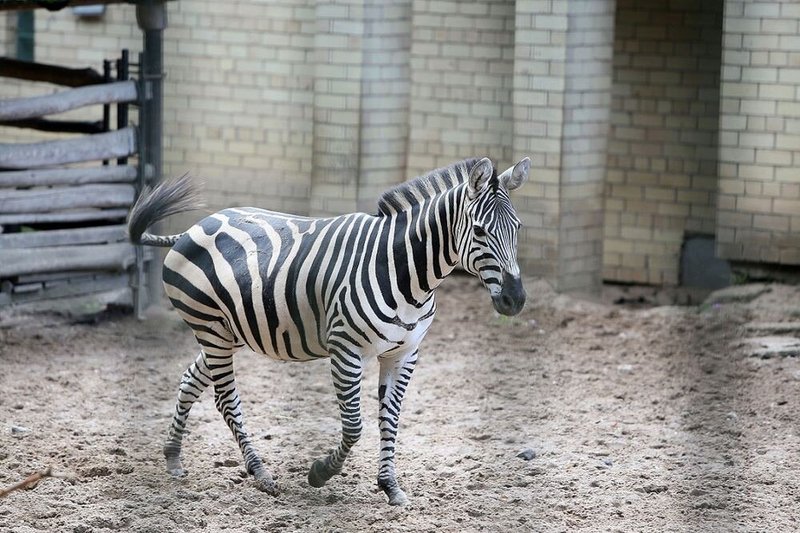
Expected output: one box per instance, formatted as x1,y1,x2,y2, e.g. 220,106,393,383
0,53,150,313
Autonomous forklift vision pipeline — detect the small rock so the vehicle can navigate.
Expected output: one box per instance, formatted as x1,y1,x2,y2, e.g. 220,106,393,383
516,448,536,461
693,499,727,510
10,425,30,436
617,364,634,374
637,484,668,494
81,465,113,477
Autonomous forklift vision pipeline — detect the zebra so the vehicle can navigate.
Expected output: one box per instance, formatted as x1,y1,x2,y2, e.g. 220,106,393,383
127,156,530,505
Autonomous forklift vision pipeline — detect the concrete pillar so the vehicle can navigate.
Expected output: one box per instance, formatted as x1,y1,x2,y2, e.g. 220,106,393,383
513,0,616,293
310,0,365,216
716,0,800,266
310,0,412,216
356,0,412,213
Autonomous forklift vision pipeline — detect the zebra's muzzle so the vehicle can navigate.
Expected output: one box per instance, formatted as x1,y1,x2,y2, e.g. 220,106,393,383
491,271,526,316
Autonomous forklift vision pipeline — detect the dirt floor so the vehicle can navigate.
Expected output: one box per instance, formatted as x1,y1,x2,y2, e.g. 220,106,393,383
1,274,799,532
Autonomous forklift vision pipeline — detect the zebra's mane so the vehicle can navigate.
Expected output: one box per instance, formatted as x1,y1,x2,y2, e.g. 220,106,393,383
376,158,480,216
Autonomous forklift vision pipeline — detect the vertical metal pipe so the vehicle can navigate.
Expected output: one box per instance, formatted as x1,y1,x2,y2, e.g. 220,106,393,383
102,59,111,165
116,49,129,166
136,1,167,316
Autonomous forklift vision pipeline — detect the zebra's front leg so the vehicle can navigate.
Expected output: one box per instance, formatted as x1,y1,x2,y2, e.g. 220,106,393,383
376,348,418,506
308,349,363,488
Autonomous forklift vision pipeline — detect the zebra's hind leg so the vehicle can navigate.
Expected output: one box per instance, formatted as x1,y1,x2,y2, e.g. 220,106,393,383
208,347,278,495
164,350,213,477
308,348,363,488
375,349,418,506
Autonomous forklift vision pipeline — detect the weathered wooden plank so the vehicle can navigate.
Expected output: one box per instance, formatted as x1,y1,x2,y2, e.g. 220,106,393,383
12,282,43,294
0,184,134,213
0,57,104,87
0,80,137,121
0,242,136,277
0,127,136,169
0,165,138,187
0,208,129,225
17,271,96,284
0,117,104,134
0,224,127,249
1,276,132,310
0,0,137,14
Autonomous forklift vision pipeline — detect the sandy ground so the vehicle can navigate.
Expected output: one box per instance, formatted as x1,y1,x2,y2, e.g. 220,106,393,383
1,274,799,532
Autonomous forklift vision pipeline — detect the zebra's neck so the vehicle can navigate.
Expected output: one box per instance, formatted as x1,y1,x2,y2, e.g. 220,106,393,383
388,182,468,308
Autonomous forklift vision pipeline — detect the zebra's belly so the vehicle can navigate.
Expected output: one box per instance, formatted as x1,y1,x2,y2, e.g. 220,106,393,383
228,291,329,362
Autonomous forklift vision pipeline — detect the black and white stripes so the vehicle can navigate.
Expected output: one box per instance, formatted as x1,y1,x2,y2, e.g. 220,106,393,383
128,155,530,505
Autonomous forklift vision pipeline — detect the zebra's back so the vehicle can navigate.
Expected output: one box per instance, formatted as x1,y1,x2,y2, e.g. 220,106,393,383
164,206,359,361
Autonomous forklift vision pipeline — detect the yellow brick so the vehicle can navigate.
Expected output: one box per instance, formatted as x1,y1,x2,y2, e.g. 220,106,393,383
773,199,800,215
736,197,772,213
754,213,790,232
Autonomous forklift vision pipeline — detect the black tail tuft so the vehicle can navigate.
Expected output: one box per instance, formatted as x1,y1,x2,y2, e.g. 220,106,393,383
127,173,204,247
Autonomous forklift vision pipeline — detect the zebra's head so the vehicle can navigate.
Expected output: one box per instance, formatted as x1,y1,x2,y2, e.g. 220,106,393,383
461,157,530,316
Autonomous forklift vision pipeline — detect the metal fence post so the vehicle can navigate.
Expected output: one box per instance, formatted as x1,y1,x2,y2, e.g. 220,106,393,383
135,0,166,318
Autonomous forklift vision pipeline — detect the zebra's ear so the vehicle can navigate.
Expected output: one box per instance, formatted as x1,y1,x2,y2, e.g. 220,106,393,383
468,157,494,195
499,157,530,191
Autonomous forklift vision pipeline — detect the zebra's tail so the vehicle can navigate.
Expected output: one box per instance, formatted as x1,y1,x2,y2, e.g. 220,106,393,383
127,173,204,247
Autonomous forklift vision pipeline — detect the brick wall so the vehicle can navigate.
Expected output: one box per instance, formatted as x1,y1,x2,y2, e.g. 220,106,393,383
310,0,413,216
716,0,800,265
604,0,724,285
558,0,615,293
511,0,567,280
357,0,412,213
308,0,364,216
165,1,314,218
512,0,615,293
405,0,515,177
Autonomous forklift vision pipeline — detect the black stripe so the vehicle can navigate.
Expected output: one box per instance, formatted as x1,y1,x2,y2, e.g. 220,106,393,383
214,232,265,352
284,229,326,358
172,238,246,344
226,213,282,354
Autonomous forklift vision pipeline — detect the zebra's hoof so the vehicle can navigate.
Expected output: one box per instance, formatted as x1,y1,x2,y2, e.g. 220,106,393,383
387,488,409,506
308,458,333,488
167,467,186,478
254,476,279,496
166,456,186,478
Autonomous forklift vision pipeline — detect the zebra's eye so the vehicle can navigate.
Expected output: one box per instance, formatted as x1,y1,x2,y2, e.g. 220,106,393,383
473,225,486,238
